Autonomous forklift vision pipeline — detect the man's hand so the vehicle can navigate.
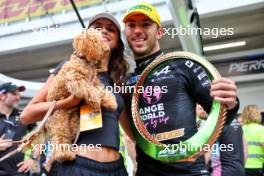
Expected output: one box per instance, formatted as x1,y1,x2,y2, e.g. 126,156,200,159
210,78,237,110
0,135,13,151
17,159,35,173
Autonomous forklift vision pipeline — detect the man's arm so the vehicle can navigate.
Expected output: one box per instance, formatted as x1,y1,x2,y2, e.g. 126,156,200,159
261,132,264,148
261,142,264,148
182,60,239,124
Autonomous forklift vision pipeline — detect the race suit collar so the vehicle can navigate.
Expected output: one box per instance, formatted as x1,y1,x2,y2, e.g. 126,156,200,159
135,50,163,69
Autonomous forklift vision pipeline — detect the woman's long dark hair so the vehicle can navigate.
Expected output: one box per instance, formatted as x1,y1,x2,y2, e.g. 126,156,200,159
88,20,128,84
108,36,128,85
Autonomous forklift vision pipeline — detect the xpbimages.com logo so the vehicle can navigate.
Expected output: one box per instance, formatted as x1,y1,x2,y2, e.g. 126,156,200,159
163,26,234,39
2,23,234,39
30,25,103,38
98,83,168,95
158,142,234,157
30,141,102,156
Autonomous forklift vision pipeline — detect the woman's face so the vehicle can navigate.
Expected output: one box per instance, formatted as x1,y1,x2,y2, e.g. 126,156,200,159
90,19,119,51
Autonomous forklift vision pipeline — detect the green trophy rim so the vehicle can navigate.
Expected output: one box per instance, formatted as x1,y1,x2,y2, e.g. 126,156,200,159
131,51,227,162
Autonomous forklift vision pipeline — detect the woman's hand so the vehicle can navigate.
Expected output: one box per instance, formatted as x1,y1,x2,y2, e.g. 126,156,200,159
56,95,82,109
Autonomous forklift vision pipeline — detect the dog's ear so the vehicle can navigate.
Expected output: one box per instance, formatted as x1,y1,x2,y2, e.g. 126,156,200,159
73,30,88,50
72,34,80,50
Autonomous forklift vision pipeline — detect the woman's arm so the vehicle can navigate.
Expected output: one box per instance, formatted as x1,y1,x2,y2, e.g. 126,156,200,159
20,75,81,125
20,75,53,125
119,108,135,142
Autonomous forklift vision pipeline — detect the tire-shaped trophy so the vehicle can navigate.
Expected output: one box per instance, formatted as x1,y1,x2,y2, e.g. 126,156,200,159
131,51,227,162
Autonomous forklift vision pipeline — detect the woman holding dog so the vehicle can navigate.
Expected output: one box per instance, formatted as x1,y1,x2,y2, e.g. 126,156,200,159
20,13,131,176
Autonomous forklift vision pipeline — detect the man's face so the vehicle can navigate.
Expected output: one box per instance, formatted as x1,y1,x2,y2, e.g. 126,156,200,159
0,90,20,109
124,14,163,59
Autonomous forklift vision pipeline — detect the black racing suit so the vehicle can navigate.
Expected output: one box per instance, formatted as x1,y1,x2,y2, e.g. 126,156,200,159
0,109,35,176
124,50,239,176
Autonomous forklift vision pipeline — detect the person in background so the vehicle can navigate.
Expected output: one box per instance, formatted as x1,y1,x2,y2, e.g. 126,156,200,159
0,82,35,176
196,104,245,176
241,105,264,176
196,104,208,130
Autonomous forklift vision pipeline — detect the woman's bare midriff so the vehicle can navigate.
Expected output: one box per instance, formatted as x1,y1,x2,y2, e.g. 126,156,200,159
74,145,120,162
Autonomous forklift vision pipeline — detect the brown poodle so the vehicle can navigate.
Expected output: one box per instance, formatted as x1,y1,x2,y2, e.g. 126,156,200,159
20,28,118,170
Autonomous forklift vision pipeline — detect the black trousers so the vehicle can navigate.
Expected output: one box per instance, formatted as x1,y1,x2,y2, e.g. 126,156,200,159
136,146,209,176
245,168,263,176
0,170,29,176
136,164,209,176
58,155,128,176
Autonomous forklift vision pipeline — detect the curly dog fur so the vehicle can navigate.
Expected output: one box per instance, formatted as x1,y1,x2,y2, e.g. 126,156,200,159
22,29,118,171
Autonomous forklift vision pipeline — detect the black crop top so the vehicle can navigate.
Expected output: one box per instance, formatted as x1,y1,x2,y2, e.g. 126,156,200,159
52,63,125,150
76,72,125,150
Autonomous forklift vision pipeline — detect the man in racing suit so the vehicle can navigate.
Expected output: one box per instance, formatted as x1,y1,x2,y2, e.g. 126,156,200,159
122,2,241,176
